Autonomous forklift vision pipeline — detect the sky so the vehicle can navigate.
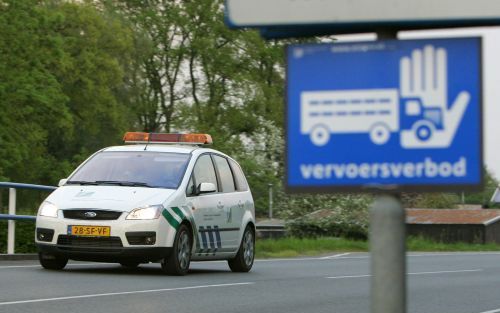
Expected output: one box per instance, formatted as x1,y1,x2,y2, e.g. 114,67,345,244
335,27,500,183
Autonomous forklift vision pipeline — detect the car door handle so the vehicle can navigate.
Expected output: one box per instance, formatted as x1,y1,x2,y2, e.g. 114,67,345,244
238,201,244,209
217,202,224,210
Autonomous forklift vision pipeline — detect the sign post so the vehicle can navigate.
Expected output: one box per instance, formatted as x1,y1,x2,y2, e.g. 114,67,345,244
284,37,482,313
368,31,407,313
370,195,406,313
225,2,487,312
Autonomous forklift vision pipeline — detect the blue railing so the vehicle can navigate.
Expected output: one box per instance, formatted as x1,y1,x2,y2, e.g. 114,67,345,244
0,182,57,254
0,182,56,191
0,214,36,221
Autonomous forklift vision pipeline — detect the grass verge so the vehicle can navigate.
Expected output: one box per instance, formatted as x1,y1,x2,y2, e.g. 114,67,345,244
256,237,368,258
255,236,500,259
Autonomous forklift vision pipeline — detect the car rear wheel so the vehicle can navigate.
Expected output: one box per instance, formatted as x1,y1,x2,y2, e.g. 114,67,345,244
228,226,255,272
161,224,192,276
38,253,68,270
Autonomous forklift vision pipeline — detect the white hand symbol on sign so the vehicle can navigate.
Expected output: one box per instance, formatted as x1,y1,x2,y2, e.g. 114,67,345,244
400,45,470,148
400,46,447,110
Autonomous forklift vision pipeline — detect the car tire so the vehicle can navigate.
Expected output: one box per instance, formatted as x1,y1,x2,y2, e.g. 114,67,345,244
161,224,192,276
228,226,255,273
38,253,68,270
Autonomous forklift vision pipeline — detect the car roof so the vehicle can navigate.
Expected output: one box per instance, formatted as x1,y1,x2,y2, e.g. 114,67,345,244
101,144,227,158
103,144,201,154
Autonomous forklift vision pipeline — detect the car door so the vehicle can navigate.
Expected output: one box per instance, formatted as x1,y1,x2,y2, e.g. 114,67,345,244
211,154,241,251
186,154,226,255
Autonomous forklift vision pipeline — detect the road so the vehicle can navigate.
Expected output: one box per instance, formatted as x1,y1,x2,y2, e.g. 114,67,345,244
0,252,499,313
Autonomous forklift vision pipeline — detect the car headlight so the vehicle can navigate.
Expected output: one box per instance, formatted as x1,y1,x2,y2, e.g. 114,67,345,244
38,201,59,218
126,205,162,220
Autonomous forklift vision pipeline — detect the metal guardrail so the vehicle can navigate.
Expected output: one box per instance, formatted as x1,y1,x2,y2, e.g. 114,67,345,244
255,222,286,239
0,182,57,191
0,182,56,254
0,214,36,221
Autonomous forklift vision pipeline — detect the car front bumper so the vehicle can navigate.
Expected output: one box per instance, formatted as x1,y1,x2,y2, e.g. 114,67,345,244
35,213,177,263
37,243,171,263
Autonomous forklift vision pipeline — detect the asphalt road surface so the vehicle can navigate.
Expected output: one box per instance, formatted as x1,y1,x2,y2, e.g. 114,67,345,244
0,252,499,313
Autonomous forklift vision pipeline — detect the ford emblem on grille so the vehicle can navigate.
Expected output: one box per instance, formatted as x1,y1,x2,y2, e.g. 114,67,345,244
84,211,97,218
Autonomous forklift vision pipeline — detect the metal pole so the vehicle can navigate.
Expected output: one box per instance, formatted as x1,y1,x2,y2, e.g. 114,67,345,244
369,30,406,313
7,188,16,254
370,195,406,313
268,184,273,219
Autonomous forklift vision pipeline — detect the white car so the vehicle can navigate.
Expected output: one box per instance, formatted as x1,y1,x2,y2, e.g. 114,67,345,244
35,132,255,275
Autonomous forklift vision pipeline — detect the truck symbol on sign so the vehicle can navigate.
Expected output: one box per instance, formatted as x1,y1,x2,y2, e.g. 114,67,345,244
300,45,470,149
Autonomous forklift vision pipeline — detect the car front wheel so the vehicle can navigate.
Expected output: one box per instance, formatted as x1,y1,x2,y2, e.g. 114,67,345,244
39,253,68,270
161,224,192,276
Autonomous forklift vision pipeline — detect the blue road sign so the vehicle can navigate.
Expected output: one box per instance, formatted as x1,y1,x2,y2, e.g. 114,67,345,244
286,38,483,192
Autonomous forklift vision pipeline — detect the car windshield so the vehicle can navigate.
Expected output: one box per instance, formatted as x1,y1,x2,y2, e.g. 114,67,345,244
67,151,191,189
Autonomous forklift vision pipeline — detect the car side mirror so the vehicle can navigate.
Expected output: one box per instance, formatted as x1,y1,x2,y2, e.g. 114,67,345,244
58,178,68,187
198,182,216,195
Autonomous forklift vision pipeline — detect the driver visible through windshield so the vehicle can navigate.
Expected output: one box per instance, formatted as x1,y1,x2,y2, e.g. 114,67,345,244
67,151,191,189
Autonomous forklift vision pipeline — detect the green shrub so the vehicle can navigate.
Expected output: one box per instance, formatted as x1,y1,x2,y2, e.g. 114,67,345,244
0,220,37,254
286,207,369,240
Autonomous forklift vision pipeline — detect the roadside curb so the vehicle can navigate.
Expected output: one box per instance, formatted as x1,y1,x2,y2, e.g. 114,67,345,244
0,254,38,261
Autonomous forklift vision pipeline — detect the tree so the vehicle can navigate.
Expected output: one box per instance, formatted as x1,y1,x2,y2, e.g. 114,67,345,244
48,1,137,163
0,0,138,210
106,0,192,132
0,0,72,185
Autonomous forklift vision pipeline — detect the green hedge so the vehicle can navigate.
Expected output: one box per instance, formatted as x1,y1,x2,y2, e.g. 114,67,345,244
0,220,37,254
286,212,368,240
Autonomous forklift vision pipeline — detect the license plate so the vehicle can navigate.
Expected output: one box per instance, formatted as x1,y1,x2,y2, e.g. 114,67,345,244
68,225,110,237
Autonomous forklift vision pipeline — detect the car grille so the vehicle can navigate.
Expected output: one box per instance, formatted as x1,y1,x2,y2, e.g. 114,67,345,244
62,209,123,220
57,235,123,250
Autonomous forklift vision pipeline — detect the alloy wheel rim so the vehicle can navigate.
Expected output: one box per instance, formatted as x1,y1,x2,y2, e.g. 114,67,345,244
177,231,190,269
243,231,254,266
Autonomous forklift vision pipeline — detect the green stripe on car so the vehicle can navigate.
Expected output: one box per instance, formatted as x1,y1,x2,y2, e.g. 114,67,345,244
171,206,186,220
162,209,180,229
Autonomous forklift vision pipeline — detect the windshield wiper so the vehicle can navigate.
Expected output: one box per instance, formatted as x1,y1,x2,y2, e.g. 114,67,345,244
65,181,98,185
94,181,153,187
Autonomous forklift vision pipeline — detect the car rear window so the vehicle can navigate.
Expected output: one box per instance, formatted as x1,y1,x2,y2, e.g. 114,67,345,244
213,155,236,193
228,159,249,191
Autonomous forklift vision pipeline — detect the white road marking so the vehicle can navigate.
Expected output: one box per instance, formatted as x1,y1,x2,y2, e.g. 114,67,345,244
255,257,327,262
407,269,483,275
407,252,500,257
326,269,483,279
0,282,254,306
322,252,500,260
0,263,111,269
326,274,372,279
319,253,351,260
478,308,500,313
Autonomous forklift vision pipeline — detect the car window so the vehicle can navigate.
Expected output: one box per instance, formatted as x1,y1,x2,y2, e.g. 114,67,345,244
228,159,249,191
213,155,236,193
186,175,196,197
192,154,218,191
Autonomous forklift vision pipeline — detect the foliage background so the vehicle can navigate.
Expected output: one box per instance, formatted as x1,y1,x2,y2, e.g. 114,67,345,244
0,0,499,253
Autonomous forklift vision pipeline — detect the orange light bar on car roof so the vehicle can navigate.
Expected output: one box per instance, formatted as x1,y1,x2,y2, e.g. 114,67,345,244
123,132,213,145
